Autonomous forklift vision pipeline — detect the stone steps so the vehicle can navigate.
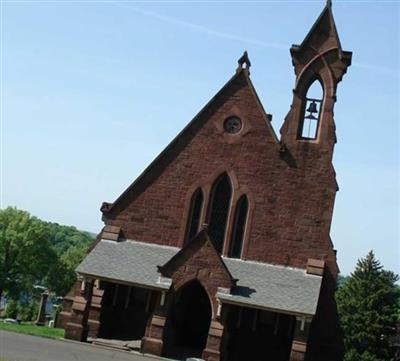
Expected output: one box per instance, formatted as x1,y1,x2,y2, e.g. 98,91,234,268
90,338,141,352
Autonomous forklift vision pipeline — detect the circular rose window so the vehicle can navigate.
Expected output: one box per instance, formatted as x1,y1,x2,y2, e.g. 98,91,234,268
223,116,242,134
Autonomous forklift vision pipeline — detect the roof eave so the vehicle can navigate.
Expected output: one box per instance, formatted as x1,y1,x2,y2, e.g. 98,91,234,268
217,293,316,318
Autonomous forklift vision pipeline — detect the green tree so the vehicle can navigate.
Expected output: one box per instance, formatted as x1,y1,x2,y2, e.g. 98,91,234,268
0,207,94,300
0,207,57,300
336,251,399,361
45,244,88,296
18,299,39,321
5,299,19,319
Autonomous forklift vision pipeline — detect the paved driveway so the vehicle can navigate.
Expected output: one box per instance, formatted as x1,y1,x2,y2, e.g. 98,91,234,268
0,331,163,361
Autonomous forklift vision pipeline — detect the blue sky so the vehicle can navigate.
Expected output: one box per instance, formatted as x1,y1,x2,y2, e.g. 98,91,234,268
2,0,399,276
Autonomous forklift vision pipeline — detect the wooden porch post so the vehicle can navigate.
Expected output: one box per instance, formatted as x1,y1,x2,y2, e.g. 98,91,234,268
289,316,311,361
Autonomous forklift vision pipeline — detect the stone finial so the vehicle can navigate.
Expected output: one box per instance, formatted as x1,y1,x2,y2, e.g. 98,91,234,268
236,51,251,73
100,202,112,213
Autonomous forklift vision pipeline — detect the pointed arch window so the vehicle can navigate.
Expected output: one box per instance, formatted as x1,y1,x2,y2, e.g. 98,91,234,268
228,195,248,259
184,188,204,245
208,174,232,254
299,80,323,140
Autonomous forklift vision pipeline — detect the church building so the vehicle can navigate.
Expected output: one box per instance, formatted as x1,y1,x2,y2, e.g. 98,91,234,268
59,2,352,361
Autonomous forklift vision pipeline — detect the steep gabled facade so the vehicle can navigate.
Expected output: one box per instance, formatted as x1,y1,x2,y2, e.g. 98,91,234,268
59,3,352,361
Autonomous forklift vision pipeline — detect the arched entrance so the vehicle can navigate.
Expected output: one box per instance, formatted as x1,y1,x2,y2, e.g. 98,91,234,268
163,281,212,359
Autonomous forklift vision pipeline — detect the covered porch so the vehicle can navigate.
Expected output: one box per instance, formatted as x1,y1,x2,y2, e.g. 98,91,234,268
223,304,295,361
95,281,158,343
60,276,167,352
62,237,323,361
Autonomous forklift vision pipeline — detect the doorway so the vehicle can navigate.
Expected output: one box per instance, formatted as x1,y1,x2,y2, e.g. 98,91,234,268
163,281,212,359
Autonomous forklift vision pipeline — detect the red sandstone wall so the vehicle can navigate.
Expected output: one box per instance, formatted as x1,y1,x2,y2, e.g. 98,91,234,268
103,71,337,271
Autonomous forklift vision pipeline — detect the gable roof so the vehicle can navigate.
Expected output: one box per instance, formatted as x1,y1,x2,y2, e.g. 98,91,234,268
220,257,322,316
291,0,343,57
102,60,278,217
158,229,236,285
76,239,179,290
76,238,322,316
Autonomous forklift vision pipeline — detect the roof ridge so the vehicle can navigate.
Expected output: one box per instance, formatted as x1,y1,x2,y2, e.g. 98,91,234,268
158,229,236,284
223,257,308,273
111,238,181,252
102,68,250,216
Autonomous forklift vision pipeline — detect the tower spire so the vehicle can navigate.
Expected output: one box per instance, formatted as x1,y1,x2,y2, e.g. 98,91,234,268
291,0,342,59
280,1,352,148
236,51,251,74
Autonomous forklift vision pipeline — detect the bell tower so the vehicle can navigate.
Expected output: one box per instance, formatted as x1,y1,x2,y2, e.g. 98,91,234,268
280,0,352,157
279,4,352,360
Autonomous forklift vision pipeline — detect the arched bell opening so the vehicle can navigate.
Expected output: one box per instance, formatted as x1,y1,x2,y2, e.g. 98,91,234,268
298,79,324,140
163,280,212,359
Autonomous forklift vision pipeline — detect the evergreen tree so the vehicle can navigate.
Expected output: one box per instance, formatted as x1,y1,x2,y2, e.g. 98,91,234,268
336,251,399,361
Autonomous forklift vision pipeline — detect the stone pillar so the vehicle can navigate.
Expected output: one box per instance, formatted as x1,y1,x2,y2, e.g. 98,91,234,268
57,281,81,329
142,313,166,356
289,316,311,361
87,284,104,338
202,320,225,361
35,291,49,326
141,291,167,356
65,278,94,341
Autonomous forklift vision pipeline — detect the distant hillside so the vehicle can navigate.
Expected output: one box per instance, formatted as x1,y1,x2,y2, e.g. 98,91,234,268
44,222,96,255
85,231,98,239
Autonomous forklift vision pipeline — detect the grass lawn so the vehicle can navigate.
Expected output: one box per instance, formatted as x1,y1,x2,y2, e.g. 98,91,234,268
0,321,65,339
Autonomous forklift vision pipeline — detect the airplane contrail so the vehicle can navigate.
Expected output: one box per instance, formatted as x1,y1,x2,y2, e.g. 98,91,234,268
123,6,289,50
123,5,399,79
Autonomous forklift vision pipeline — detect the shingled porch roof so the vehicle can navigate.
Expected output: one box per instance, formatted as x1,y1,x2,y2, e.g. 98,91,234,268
76,239,322,317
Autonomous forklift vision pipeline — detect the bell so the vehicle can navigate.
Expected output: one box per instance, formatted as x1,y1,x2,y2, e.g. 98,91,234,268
304,113,317,120
306,101,318,114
